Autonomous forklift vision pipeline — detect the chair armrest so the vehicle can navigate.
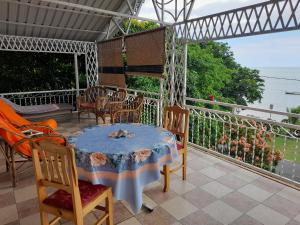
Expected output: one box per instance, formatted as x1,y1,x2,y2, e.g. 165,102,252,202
19,124,55,134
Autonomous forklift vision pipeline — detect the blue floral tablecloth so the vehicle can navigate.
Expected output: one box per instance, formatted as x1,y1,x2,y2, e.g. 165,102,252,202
69,123,178,213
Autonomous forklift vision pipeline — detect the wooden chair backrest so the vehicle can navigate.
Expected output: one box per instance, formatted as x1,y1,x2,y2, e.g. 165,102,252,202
112,110,141,124
110,89,127,102
85,86,107,103
164,105,189,145
31,141,79,194
131,95,144,110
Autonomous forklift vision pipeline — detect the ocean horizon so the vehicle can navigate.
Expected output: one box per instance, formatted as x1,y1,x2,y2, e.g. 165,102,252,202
240,67,300,121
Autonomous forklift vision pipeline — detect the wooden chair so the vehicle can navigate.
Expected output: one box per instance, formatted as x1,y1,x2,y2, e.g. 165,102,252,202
31,141,113,225
95,89,127,124
161,105,189,192
77,86,107,121
112,95,144,124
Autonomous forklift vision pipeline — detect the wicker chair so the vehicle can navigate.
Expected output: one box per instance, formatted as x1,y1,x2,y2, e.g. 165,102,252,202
95,89,127,124
76,86,107,121
161,105,189,192
31,141,113,225
112,95,144,123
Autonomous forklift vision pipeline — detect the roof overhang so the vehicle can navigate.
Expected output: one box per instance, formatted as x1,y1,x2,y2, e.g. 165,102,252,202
0,0,168,42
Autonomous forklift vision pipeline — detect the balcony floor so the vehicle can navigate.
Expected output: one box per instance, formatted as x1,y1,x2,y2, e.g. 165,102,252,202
0,115,300,225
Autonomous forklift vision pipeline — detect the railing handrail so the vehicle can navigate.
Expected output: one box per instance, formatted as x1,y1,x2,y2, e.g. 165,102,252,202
0,88,84,96
185,97,300,119
186,104,300,131
102,85,160,97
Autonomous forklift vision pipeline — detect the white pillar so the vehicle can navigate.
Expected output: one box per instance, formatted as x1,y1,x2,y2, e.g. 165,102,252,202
74,53,80,96
183,42,188,107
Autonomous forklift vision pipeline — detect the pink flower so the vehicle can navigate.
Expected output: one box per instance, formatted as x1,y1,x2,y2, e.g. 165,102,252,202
90,152,107,166
135,149,152,162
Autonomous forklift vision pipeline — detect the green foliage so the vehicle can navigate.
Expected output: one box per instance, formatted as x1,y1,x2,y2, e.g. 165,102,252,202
286,105,300,125
0,51,86,93
189,41,264,105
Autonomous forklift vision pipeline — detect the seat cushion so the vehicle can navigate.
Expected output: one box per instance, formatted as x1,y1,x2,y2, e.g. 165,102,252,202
80,103,95,109
177,142,184,150
43,180,108,211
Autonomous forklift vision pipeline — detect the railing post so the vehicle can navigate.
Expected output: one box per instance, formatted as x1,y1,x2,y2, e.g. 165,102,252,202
159,77,164,126
74,53,80,96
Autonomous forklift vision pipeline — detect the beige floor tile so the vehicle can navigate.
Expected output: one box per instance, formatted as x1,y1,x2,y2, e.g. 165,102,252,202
160,196,198,220
230,214,263,225
238,184,273,202
277,187,300,204
142,193,157,209
200,181,233,198
203,200,242,225
232,169,260,182
222,192,259,212
200,167,227,179
20,213,40,225
183,188,216,209
136,206,176,225
295,214,300,223
118,217,142,225
0,205,18,225
263,194,300,218
14,184,37,203
169,179,196,195
217,173,249,189
144,184,177,205
174,167,194,177
247,204,290,225
180,210,223,225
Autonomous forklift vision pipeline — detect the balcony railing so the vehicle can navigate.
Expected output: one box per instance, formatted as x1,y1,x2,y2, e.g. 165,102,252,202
1,88,299,186
0,87,161,126
186,97,300,186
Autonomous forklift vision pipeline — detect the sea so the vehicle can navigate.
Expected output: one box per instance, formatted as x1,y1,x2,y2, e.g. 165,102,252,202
240,67,300,121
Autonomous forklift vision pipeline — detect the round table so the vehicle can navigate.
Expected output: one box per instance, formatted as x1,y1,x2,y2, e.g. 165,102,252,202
69,123,178,213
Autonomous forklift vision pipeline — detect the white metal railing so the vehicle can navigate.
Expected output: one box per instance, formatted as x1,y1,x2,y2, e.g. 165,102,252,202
0,89,84,108
0,87,161,126
186,97,300,186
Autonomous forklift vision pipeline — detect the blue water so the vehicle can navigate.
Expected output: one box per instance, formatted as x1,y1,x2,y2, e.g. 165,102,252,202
241,67,300,120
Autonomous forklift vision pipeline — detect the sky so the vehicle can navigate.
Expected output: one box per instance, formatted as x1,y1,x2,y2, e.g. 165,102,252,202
139,0,300,68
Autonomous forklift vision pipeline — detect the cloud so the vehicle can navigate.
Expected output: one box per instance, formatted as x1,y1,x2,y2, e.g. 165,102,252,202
139,0,300,67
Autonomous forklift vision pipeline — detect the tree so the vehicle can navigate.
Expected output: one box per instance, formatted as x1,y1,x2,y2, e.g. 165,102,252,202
121,20,264,106
0,51,86,93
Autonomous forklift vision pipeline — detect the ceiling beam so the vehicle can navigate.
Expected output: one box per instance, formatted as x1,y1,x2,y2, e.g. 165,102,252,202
39,0,171,25
0,20,106,34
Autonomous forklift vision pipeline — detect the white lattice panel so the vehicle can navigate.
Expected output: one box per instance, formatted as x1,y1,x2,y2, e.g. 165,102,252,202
176,0,300,41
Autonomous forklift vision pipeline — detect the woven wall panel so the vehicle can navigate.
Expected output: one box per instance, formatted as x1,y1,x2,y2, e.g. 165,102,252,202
99,73,126,88
98,37,126,87
125,27,165,78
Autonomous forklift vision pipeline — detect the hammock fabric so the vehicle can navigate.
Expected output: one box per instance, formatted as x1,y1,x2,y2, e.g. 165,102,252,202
0,118,65,158
0,99,57,130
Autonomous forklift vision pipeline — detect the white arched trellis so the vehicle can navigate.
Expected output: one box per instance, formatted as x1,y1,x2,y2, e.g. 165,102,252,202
0,34,99,87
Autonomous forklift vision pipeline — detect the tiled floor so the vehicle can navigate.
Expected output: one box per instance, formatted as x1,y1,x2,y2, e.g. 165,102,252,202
1,116,300,225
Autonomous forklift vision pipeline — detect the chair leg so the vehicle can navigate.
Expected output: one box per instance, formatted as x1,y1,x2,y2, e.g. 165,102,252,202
5,144,9,172
10,148,16,187
106,189,113,225
78,111,81,121
182,151,187,180
163,165,170,192
40,211,49,225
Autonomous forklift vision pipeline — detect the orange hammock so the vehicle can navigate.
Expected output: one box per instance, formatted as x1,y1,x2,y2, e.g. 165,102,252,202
0,118,65,158
0,99,57,130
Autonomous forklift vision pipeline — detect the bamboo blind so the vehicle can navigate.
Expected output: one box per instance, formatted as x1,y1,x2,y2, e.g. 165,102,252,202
125,27,165,78
98,37,126,88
